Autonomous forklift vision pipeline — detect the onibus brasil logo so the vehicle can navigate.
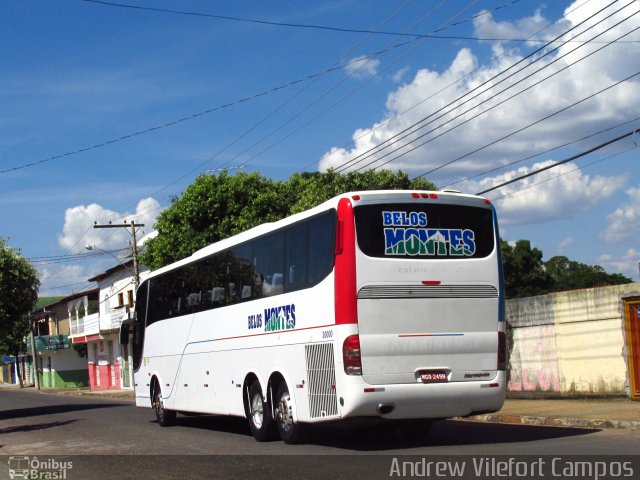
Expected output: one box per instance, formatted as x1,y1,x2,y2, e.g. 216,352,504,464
8,457,73,479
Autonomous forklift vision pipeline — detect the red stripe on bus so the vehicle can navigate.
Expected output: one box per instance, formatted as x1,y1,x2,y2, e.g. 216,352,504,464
335,197,358,325
213,323,337,342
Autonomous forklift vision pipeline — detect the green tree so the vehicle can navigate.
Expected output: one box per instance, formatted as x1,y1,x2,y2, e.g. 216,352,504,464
501,239,552,299
0,238,40,386
142,169,436,270
141,171,288,270
287,170,435,213
545,255,632,291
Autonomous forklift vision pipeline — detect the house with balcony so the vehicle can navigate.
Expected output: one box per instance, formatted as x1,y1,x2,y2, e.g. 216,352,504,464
28,291,97,388
74,260,149,391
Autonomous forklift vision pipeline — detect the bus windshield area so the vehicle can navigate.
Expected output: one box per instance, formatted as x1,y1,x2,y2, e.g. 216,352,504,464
354,203,494,259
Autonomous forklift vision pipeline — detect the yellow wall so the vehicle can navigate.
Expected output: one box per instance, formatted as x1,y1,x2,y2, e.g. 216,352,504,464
507,283,640,396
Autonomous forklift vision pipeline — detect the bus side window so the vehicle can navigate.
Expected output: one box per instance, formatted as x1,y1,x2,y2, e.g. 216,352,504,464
255,231,284,297
211,287,225,305
308,212,336,285
285,223,308,291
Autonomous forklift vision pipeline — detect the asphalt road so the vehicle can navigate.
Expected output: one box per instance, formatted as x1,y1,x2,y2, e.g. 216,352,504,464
1,389,638,479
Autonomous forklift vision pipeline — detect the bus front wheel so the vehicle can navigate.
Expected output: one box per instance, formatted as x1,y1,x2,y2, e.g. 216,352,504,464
247,380,276,441
153,382,176,427
274,382,305,444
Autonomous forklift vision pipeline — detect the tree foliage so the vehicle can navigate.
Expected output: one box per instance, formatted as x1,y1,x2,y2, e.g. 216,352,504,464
0,238,40,384
501,240,552,299
501,240,632,299
141,169,435,270
141,169,630,298
545,255,632,292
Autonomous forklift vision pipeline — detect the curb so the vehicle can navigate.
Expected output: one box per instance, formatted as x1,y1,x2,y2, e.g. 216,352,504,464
12,386,135,401
459,413,640,431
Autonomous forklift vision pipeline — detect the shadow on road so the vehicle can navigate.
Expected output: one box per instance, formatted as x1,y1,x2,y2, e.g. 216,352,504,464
0,419,79,435
0,403,129,421
169,414,600,451
161,414,252,437
303,419,600,451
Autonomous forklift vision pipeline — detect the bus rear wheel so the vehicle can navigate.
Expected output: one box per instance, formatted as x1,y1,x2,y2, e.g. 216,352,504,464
247,380,276,441
274,382,305,444
153,383,176,427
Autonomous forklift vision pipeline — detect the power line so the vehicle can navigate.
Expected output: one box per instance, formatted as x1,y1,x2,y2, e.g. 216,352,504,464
69,1,457,236
78,0,640,43
22,2,503,265
39,280,96,291
338,0,635,174
1,0,544,177
298,0,600,174
223,0,479,172
394,10,640,178
66,16,636,245
44,1,421,259
192,0,422,173
440,116,640,189
410,65,640,181
0,45,407,175
476,129,638,195
29,248,128,265
487,146,634,199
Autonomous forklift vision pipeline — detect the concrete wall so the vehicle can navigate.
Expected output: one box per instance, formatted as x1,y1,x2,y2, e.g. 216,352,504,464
507,283,640,397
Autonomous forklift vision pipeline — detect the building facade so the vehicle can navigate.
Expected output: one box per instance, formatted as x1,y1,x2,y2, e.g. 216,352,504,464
70,261,148,390
27,292,97,388
506,282,640,399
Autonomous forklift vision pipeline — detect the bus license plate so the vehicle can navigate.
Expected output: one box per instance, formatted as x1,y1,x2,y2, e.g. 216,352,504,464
419,370,448,383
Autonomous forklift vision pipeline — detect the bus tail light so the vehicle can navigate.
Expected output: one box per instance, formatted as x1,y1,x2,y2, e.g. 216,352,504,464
498,331,506,371
343,335,362,375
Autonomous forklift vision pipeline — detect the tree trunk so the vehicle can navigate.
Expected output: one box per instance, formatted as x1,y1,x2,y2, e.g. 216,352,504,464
14,350,23,388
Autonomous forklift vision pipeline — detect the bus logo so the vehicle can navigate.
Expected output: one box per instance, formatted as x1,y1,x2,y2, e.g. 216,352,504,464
7,456,73,479
8,457,30,480
263,304,296,332
382,210,476,257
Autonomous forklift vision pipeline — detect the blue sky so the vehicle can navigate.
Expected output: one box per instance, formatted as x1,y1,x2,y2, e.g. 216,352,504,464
2,0,639,295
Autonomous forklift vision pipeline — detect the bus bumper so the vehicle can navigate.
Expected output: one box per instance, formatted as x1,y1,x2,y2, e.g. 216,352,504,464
337,371,506,420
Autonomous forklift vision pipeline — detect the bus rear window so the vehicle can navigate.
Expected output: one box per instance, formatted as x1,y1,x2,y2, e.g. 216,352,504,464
354,203,495,259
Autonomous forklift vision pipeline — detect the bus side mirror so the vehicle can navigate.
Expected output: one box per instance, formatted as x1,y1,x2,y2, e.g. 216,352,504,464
119,322,130,345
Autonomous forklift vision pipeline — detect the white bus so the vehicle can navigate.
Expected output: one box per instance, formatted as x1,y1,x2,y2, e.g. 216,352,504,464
124,190,506,443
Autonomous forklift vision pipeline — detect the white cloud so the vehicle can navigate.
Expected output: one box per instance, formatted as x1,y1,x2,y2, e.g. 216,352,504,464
392,67,411,84
319,1,640,181
345,55,381,79
462,160,626,225
474,8,550,45
600,186,640,243
597,248,640,279
557,236,575,254
37,264,92,296
58,197,162,253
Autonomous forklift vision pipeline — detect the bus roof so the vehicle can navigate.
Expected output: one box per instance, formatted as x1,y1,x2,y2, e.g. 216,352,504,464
146,189,490,279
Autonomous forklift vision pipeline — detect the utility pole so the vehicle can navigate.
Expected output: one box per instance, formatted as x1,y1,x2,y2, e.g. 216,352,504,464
29,315,40,390
93,220,145,287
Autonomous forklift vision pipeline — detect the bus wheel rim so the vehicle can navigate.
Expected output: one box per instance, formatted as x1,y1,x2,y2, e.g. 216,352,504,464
277,393,293,432
251,393,264,429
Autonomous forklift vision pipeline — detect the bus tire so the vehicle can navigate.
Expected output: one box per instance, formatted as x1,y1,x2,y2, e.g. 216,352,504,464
274,382,305,444
153,383,176,427
247,380,276,441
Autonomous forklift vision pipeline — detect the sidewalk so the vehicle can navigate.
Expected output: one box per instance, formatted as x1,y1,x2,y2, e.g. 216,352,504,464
462,397,640,431
0,383,135,400
2,383,638,430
